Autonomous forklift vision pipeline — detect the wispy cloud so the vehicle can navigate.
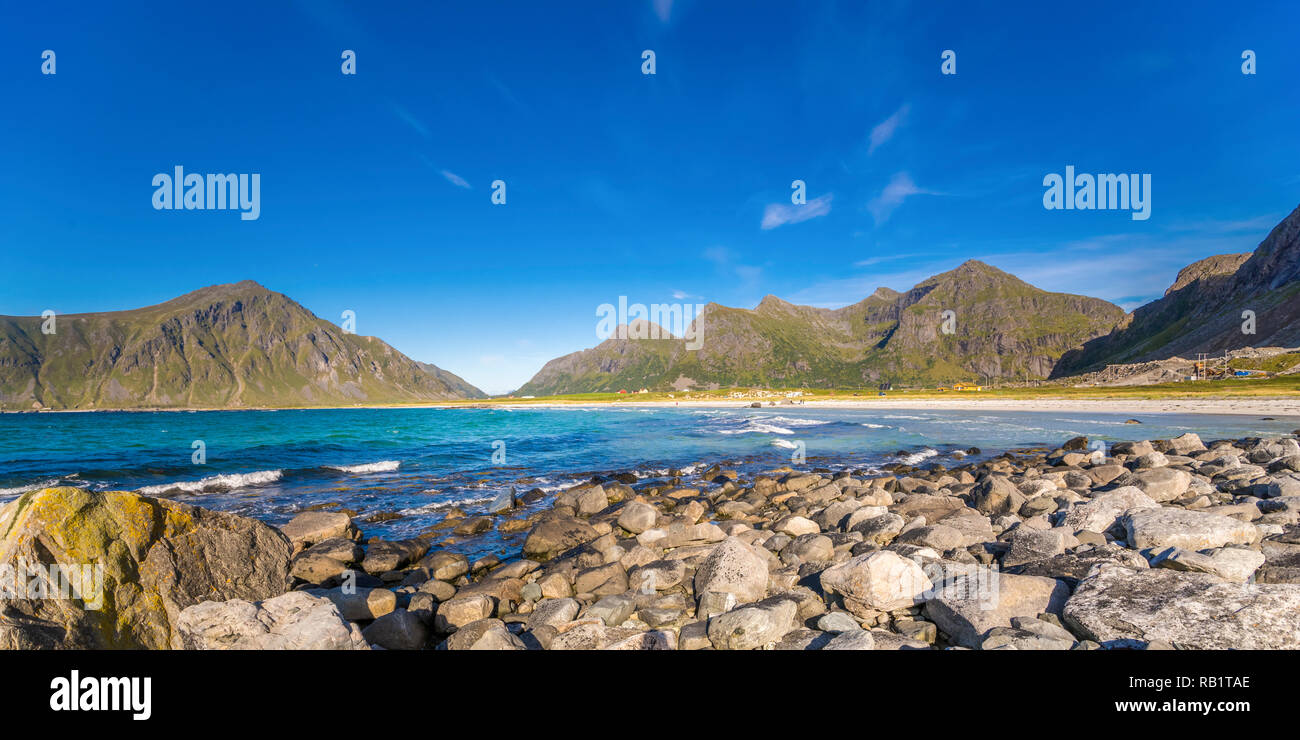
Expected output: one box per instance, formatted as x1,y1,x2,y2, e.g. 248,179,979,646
868,172,935,225
1166,214,1280,235
387,100,431,139
652,0,673,23
704,246,763,288
441,170,472,189
852,252,925,268
671,289,700,300
868,104,909,154
761,193,833,230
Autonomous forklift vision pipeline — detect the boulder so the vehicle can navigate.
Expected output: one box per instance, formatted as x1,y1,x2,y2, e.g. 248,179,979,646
360,539,429,575
1123,509,1258,551
1060,486,1159,533
971,475,1027,516
1009,543,1148,586
433,593,496,633
693,537,769,605
1150,546,1265,583
617,502,659,534
706,597,799,650
362,608,429,650
1063,563,1300,649
0,487,291,650
444,618,526,650
420,551,470,582
308,587,396,621
821,630,876,650
175,591,367,650
522,515,599,561
923,566,1069,649
1002,527,1066,568
1127,468,1192,503
280,511,359,552
819,551,933,611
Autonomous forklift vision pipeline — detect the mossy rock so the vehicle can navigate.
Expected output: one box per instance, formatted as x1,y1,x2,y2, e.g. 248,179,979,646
0,487,291,649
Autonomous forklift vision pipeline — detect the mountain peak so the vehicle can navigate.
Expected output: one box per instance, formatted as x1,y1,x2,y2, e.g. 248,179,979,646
756,295,795,312
0,283,486,409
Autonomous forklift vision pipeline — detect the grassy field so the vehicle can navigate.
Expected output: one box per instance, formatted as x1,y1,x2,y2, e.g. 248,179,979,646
451,375,1300,405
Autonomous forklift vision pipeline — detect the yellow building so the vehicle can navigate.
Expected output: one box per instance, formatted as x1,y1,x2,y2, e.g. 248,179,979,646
952,382,985,391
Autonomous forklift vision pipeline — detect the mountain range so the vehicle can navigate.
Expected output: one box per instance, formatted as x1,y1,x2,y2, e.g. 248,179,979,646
1052,203,1300,375
517,260,1126,394
0,281,485,410
522,204,1300,394
3,203,1296,407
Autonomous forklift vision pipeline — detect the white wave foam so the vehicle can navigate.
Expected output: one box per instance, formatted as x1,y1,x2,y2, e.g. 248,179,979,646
763,416,830,427
770,439,798,449
136,469,283,496
860,423,889,429
325,460,401,474
0,478,66,498
896,448,939,466
398,494,497,515
716,422,795,435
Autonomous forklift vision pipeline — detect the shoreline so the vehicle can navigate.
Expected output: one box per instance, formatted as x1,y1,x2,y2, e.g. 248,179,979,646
8,397,1300,417
6,425,1300,650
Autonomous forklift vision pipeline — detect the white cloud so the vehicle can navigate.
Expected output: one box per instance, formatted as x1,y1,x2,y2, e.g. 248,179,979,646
868,172,935,225
868,104,909,154
704,246,763,288
652,0,673,23
441,170,472,189
761,193,833,230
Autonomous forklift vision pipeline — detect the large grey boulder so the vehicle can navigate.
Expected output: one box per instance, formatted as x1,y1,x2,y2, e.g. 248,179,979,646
923,566,1069,649
1060,486,1159,532
706,597,799,650
693,537,769,605
820,551,933,611
1123,509,1258,551
176,591,367,650
1063,563,1300,649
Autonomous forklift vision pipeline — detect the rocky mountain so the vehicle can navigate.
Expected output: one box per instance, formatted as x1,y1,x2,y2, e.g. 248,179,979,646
1053,203,1300,376
0,281,486,410
518,260,1126,395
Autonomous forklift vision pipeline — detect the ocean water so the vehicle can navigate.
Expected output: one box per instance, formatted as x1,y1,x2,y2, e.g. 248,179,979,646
1,406,1295,559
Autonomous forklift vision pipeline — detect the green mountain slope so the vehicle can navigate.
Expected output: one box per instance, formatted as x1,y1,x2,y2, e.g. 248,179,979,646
518,260,1125,394
0,281,486,410
1053,203,1300,376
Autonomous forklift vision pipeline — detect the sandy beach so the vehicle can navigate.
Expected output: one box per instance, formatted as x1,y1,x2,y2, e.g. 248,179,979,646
498,397,1300,417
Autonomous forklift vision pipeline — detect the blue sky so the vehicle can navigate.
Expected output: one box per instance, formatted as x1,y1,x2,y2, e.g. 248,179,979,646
2,1,1298,394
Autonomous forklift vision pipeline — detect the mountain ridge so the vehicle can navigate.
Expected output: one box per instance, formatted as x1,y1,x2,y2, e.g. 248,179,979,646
518,259,1126,395
1053,203,1300,375
0,281,486,410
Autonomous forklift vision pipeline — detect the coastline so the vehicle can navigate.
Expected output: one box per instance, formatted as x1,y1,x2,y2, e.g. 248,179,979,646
11,397,1300,417
6,424,1300,651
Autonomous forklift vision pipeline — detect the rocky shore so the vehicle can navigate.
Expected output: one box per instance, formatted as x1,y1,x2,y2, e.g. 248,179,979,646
4,430,1300,650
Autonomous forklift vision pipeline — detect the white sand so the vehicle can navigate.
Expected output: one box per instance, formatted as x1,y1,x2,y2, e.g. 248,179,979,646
499,397,1300,417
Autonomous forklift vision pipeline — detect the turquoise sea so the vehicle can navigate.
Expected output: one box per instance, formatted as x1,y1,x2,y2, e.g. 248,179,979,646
1,407,1295,558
